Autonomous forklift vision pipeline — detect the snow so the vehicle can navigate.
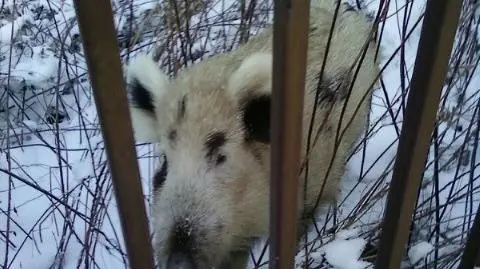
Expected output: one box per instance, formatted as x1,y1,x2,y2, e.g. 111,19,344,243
0,0,479,268
21,119,39,129
9,46,59,87
408,241,434,265
323,237,371,269
71,157,94,182
0,13,30,44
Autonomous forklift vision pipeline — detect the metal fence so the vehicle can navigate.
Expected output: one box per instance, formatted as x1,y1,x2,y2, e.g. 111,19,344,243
71,0,475,268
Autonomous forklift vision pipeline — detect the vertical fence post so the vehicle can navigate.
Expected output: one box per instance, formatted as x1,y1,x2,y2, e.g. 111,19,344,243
72,1,156,269
458,203,480,268
374,0,463,268
269,0,310,268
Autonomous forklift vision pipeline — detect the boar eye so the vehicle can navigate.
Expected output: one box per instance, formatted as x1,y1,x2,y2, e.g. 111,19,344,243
205,131,228,166
216,154,227,165
153,154,168,191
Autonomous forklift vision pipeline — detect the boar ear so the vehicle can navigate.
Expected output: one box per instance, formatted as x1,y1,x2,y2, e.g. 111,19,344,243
126,54,170,142
227,52,272,98
227,52,272,144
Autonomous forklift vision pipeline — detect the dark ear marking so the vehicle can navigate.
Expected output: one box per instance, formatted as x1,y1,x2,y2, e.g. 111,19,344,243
177,95,187,121
130,78,155,114
241,94,271,144
153,154,168,191
205,131,227,163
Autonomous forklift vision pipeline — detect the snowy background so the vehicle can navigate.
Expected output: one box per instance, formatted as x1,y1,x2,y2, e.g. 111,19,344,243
0,0,479,268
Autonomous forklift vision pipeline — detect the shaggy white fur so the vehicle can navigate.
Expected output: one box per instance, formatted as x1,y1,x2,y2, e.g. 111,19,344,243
126,0,381,268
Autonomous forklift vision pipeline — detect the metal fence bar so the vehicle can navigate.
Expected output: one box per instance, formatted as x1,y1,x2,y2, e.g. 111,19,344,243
269,0,310,268
72,1,156,269
374,0,463,268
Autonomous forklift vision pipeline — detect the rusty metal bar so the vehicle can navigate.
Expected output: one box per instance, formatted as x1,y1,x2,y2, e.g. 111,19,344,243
374,0,463,268
458,203,480,268
269,0,310,268
72,1,156,269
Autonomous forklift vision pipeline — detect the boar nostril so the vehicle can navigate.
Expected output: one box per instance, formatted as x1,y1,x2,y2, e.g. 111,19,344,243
167,219,197,267
171,218,194,249
167,252,194,269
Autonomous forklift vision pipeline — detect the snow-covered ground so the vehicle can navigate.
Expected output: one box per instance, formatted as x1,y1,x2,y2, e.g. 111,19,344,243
1,0,479,268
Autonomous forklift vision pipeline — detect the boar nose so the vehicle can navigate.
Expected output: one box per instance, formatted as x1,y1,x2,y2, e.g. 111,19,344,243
167,252,194,269
167,218,196,268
